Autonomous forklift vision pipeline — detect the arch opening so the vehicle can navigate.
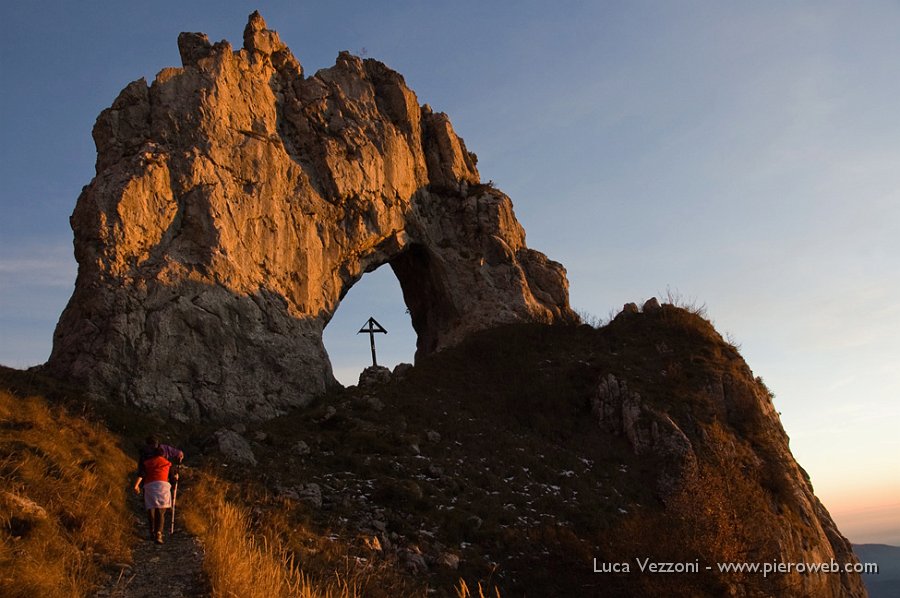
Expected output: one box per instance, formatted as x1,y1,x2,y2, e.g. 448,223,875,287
322,264,416,386
388,243,460,356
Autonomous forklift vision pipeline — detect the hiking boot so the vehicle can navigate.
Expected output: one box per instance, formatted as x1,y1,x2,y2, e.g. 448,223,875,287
155,531,164,544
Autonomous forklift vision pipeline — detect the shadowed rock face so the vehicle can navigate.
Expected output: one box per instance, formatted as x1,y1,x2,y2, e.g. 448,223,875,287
46,13,575,421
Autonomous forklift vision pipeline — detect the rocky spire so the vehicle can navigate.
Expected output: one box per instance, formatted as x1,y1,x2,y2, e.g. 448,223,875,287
46,12,576,421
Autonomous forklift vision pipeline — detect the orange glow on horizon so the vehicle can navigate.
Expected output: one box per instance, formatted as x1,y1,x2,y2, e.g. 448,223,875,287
827,498,900,546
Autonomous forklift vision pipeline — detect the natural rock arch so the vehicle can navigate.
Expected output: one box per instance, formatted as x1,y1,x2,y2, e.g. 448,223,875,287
46,13,576,420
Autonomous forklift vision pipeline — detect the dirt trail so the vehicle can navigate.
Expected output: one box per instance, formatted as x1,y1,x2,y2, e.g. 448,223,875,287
94,493,208,598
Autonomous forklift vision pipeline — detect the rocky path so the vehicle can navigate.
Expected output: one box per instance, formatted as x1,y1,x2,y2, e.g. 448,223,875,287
94,496,208,598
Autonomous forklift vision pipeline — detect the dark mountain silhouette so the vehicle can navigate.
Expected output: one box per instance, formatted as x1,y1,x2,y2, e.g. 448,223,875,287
854,544,900,598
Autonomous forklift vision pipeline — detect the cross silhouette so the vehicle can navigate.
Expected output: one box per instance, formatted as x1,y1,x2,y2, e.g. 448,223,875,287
357,317,387,367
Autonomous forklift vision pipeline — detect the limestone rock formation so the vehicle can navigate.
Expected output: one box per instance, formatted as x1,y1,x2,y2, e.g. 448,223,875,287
588,304,867,597
591,373,697,501
46,12,575,420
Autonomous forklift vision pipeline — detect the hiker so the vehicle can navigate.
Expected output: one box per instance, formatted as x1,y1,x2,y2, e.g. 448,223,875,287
134,445,174,543
139,434,184,466
133,436,183,544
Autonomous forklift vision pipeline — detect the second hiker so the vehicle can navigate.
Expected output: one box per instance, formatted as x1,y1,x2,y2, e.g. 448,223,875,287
133,435,184,544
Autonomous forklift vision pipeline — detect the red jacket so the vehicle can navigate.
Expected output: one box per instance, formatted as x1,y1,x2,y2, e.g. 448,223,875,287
141,455,172,483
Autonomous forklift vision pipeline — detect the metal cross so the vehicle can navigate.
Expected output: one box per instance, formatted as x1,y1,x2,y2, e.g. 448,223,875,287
358,317,387,367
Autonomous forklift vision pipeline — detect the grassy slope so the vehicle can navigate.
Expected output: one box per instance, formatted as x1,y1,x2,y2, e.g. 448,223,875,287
0,374,133,597
0,368,368,598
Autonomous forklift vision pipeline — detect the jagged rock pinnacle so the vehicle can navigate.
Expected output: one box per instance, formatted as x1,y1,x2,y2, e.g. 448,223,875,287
46,12,576,421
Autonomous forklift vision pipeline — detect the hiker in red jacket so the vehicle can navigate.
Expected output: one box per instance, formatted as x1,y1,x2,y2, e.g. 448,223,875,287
133,445,175,544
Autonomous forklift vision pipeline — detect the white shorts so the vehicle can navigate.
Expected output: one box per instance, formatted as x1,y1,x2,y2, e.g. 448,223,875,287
143,481,172,509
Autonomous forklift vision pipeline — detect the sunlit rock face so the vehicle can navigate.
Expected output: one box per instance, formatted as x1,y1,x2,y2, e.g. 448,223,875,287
46,12,575,421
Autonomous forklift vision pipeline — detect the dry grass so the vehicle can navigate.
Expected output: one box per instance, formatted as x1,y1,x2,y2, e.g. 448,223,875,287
662,286,709,318
456,579,501,598
0,390,133,598
182,470,360,598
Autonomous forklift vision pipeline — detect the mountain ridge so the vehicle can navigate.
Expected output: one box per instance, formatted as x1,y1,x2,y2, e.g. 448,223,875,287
853,544,900,598
1,301,869,596
184,302,867,596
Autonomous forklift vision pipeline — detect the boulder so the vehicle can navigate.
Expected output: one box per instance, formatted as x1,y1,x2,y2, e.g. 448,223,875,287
642,297,661,312
358,366,391,388
214,429,257,466
436,552,460,570
297,483,322,508
1,491,48,522
392,362,413,378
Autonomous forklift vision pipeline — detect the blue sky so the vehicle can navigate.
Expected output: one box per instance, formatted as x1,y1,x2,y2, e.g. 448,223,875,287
2,1,898,544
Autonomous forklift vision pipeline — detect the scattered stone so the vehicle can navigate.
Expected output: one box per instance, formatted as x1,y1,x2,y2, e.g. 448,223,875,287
214,429,257,466
385,479,423,501
275,485,300,501
392,363,413,378
425,429,441,443
401,547,428,574
231,423,247,434
436,552,460,570
642,297,661,312
294,440,311,456
297,483,323,508
1,491,48,521
253,431,267,441
359,366,391,388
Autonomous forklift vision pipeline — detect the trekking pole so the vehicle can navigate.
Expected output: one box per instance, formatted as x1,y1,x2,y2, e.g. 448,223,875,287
171,467,179,535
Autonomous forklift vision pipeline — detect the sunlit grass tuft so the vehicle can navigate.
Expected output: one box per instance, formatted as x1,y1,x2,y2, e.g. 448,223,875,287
182,471,359,598
0,389,133,597
456,578,501,598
